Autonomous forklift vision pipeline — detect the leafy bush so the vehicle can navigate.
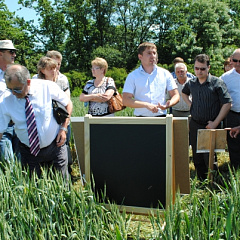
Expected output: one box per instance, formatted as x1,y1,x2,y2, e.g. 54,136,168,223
106,67,128,89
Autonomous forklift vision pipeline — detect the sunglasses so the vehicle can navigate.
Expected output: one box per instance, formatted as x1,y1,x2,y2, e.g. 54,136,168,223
194,67,207,71
232,58,240,63
7,84,25,94
6,50,16,55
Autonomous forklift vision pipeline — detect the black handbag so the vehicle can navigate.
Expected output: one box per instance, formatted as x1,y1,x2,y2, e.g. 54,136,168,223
52,100,69,124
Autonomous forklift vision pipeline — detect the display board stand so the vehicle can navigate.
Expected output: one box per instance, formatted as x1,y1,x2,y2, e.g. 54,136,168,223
84,114,174,215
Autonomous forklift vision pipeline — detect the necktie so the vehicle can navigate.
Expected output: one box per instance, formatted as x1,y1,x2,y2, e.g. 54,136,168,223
25,96,40,156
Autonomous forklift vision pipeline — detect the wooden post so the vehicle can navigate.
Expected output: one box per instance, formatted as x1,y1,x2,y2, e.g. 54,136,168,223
208,130,216,181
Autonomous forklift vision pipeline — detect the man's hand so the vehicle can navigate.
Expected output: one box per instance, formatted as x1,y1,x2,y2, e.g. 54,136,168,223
146,103,159,113
158,100,171,110
56,129,67,147
206,121,218,129
229,126,240,138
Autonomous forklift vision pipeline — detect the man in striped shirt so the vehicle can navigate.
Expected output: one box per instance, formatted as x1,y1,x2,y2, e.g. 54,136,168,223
182,54,231,180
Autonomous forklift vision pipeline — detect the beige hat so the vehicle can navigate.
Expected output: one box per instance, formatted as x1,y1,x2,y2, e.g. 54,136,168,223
0,40,17,50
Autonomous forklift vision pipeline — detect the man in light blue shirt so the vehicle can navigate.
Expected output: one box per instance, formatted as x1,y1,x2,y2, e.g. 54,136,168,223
123,42,179,117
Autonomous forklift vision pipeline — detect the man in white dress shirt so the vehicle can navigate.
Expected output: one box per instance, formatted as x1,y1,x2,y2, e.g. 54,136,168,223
122,42,179,117
0,64,72,178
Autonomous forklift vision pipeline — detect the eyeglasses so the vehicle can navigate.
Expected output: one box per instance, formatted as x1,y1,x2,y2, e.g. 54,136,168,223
7,84,25,94
6,50,17,55
91,67,100,70
232,58,240,63
194,67,207,71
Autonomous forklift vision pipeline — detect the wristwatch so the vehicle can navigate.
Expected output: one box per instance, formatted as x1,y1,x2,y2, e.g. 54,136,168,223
60,126,68,133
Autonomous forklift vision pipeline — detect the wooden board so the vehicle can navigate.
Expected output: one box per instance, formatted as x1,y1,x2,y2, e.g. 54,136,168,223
84,115,174,215
197,129,227,153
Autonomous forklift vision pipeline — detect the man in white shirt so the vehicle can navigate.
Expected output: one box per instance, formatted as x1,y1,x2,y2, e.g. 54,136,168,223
0,39,20,162
122,42,179,117
221,48,240,169
0,64,72,178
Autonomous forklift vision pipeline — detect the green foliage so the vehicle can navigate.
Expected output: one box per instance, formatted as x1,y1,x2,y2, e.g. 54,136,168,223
65,70,90,91
71,87,82,97
3,0,240,81
106,67,128,89
91,46,126,69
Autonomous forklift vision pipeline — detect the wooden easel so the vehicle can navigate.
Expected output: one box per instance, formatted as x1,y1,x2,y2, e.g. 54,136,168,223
197,129,227,181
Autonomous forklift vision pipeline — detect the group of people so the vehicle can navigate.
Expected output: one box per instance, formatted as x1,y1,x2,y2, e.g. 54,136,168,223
80,42,240,181
0,40,72,179
1,39,240,181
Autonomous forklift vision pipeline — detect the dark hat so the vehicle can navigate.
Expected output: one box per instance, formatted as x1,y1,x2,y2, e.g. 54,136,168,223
0,40,17,50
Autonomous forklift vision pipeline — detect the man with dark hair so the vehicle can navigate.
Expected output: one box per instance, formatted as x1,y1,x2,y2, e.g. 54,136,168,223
122,42,180,117
182,54,232,180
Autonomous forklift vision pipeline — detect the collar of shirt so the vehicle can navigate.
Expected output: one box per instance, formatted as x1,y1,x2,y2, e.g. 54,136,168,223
139,64,157,74
196,73,211,84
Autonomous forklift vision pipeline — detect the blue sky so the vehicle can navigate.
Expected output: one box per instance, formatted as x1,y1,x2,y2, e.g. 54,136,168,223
4,0,38,24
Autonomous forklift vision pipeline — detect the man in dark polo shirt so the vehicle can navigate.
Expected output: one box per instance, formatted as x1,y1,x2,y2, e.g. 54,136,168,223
182,54,232,180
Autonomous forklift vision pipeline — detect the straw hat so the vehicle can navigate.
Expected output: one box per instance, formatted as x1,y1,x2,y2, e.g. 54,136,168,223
0,40,17,50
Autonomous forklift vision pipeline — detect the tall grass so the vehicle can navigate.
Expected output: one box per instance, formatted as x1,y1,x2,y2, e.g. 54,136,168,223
1,161,240,239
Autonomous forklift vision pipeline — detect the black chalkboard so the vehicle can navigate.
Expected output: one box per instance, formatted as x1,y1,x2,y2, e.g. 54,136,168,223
90,123,167,209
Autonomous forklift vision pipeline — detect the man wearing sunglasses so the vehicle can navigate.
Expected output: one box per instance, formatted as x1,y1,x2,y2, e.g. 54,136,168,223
0,40,20,163
182,54,232,180
0,64,72,179
221,49,240,169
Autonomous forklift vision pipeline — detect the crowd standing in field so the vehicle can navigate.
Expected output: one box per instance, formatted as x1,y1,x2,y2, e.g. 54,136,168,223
1,38,240,181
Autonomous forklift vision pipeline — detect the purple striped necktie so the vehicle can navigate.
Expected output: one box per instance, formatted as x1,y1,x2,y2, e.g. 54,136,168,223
25,96,40,156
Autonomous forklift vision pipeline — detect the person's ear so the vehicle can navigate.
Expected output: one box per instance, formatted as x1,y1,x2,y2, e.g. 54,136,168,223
27,79,31,86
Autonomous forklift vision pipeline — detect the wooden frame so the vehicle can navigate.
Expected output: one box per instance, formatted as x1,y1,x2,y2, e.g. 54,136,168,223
84,114,174,215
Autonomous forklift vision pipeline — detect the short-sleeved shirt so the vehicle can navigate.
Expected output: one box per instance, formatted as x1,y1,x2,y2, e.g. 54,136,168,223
56,72,70,92
0,79,69,148
82,77,116,116
182,74,232,124
170,77,191,112
123,65,177,116
220,68,240,112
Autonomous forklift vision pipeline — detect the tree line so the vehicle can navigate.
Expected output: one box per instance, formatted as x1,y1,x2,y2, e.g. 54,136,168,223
1,0,240,93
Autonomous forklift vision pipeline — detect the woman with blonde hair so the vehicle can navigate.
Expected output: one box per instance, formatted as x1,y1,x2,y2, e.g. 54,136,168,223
79,57,116,116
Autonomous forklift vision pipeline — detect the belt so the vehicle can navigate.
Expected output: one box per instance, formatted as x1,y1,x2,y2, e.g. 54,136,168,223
230,110,240,115
19,138,56,151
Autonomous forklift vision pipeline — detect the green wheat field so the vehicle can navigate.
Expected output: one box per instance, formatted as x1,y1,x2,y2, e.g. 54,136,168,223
0,97,239,239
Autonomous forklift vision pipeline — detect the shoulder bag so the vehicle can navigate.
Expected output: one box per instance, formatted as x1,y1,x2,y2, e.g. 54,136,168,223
106,78,126,113
52,100,69,124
